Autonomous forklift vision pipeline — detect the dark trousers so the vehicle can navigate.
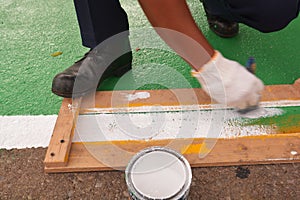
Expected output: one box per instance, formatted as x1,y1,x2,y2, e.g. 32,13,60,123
202,0,300,32
73,0,129,48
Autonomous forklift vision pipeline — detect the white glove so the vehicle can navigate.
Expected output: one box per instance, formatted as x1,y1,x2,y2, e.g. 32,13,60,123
192,50,264,109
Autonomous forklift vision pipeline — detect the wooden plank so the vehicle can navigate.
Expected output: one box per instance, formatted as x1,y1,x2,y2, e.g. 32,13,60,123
44,98,78,167
294,78,300,92
92,88,210,109
44,133,300,173
87,82,300,112
262,85,300,101
44,80,300,173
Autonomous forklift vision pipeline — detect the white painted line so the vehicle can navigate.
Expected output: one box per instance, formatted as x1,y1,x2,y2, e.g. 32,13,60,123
1,99,298,149
79,100,300,114
0,115,57,150
73,108,283,143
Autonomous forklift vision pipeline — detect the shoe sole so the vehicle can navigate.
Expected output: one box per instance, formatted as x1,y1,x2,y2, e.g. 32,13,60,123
210,28,239,38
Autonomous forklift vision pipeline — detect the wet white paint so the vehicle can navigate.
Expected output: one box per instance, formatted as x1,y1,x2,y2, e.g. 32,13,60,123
237,107,283,119
73,107,284,142
82,99,300,114
130,151,186,199
124,92,150,101
0,100,295,149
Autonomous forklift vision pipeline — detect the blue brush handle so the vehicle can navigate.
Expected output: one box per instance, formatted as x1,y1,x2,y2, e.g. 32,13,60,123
246,57,256,74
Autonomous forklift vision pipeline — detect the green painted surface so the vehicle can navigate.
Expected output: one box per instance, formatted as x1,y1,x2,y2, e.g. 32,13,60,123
241,107,300,134
1,0,300,115
1,0,87,115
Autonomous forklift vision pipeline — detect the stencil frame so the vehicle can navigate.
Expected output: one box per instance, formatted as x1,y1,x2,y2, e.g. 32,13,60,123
44,79,300,173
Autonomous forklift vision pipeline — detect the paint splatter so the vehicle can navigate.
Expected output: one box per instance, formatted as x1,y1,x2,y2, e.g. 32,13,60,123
125,92,150,101
291,151,298,156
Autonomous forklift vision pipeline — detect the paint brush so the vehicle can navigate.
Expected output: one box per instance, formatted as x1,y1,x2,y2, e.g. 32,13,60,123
245,57,256,74
237,105,259,114
236,57,261,118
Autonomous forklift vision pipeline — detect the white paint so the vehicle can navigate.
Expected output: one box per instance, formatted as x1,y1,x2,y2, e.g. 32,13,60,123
291,151,298,156
82,99,300,114
260,100,300,108
130,151,186,199
124,92,150,101
266,158,295,161
237,107,283,119
73,107,284,142
0,115,57,149
68,104,73,109
0,99,296,149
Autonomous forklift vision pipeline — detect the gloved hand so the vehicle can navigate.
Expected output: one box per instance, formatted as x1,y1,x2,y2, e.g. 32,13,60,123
192,50,264,109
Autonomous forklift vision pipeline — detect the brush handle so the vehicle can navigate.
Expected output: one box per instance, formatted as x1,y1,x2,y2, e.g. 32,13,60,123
246,57,256,74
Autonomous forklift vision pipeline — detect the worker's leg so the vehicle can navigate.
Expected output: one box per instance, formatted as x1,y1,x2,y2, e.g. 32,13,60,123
73,0,129,48
52,0,132,98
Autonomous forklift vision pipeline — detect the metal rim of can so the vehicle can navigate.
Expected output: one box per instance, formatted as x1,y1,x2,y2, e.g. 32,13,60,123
125,146,192,200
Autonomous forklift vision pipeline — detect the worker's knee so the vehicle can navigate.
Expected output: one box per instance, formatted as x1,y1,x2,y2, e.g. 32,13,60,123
227,0,300,32
252,15,299,33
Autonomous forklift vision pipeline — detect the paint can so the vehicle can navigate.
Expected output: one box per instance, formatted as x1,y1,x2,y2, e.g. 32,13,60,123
125,146,192,200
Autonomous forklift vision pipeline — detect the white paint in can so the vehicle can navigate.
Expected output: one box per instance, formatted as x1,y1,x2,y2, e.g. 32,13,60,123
125,147,192,200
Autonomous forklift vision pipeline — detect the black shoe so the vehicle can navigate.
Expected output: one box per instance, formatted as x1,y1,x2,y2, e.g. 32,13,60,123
52,40,132,98
202,3,239,38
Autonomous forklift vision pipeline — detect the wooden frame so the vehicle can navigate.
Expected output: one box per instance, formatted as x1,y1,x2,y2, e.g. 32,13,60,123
44,79,300,173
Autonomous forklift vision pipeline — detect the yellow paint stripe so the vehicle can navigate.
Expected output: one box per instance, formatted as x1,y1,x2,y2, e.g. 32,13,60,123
181,143,212,155
72,133,300,149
